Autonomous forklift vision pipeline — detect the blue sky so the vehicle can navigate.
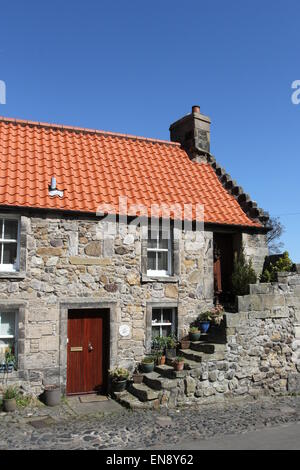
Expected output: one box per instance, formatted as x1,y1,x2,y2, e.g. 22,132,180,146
1,0,300,260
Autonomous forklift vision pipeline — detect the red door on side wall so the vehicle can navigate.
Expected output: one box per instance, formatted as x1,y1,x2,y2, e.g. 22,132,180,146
67,309,109,395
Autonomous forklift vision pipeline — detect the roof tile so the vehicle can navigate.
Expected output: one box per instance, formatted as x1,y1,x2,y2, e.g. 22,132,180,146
0,117,260,227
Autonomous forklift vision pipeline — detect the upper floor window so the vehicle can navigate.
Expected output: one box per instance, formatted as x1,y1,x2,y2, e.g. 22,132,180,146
147,227,172,276
0,217,20,272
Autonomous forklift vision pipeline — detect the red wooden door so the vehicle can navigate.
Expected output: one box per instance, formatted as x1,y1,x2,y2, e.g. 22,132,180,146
67,309,108,395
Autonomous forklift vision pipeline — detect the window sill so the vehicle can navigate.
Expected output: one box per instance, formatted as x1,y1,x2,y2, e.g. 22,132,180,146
142,274,179,283
0,271,26,280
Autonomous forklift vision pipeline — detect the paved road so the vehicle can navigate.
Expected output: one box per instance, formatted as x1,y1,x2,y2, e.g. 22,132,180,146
150,421,300,450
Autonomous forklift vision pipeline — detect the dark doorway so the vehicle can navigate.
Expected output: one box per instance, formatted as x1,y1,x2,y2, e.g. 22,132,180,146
66,309,109,395
213,233,237,305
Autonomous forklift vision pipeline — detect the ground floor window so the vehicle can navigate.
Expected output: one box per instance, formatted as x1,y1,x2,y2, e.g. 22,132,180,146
151,307,176,338
0,310,17,362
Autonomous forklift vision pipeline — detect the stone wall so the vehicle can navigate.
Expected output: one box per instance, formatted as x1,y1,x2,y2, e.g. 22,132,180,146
242,232,269,275
170,272,300,406
0,212,215,394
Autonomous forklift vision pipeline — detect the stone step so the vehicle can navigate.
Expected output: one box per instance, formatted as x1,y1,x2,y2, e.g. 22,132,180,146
200,328,226,344
179,349,203,363
190,341,226,353
190,341,215,354
179,347,227,362
113,390,160,410
128,383,159,402
143,371,178,391
155,364,188,379
183,359,203,372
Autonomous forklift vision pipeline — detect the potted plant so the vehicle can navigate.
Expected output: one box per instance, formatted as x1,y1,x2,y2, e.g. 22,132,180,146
109,367,130,392
43,384,61,406
165,335,178,360
132,367,144,384
189,326,200,341
210,305,224,326
2,385,19,412
180,336,191,350
155,351,166,365
173,356,185,371
141,356,155,373
4,347,16,373
152,336,167,365
198,311,212,333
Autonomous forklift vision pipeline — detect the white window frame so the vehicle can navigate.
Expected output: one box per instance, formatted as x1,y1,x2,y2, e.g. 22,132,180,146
0,310,18,358
151,307,176,338
0,215,20,272
147,227,172,277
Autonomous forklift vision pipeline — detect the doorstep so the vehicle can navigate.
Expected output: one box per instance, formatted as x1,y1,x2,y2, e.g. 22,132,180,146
66,394,124,416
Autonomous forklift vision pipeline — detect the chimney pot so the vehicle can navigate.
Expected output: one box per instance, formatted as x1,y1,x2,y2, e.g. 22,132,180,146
192,105,200,114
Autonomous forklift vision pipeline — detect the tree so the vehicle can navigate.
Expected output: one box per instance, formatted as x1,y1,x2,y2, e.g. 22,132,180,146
231,249,257,296
266,216,285,254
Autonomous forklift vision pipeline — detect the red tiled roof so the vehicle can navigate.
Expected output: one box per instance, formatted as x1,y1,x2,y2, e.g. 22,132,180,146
0,117,261,227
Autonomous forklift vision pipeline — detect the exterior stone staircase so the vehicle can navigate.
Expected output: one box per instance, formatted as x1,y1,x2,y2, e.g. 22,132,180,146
113,327,227,409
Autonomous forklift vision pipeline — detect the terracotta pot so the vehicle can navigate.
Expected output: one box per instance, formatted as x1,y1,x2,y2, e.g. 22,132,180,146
3,398,16,412
132,373,143,384
157,355,166,365
180,340,190,350
174,361,184,371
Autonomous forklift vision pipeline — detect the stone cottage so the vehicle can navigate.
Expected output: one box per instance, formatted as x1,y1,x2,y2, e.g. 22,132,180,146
0,106,278,401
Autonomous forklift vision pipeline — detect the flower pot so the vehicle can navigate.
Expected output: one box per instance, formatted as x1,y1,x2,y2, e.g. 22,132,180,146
199,321,210,333
141,361,154,373
6,362,14,373
174,361,184,371
165,348,177,360
180,340,190,350
189,331,200,341
43,385,61,406
157,355,166,365
3,398,16,412
111,379,127,392
132,373,143,384
0,364,6,373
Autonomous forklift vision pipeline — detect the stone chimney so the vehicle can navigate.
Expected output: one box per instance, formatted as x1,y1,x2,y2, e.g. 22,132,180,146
169,106,211,159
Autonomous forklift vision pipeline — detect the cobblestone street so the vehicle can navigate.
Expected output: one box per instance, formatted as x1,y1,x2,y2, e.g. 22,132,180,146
1,395,300,450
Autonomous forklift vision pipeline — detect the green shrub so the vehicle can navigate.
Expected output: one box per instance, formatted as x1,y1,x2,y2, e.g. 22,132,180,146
109,367,130,381
189,326,199,333
260,251,293,283
142,356,155,364
152,336,168,351
231,249,257,296
175,356,184,363
3,386,19,400
165,335,178,349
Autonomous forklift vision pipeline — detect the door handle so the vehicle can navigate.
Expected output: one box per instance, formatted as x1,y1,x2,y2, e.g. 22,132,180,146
88,342,93,352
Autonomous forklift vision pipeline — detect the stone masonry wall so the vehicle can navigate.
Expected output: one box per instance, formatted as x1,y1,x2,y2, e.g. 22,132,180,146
0,213,215,395
170,272,300,407
242,232,269,276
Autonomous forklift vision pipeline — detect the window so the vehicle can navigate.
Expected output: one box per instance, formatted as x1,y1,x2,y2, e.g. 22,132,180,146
152,307,176,338
147,227,172,276
0,310,17,361
0,217,20,272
